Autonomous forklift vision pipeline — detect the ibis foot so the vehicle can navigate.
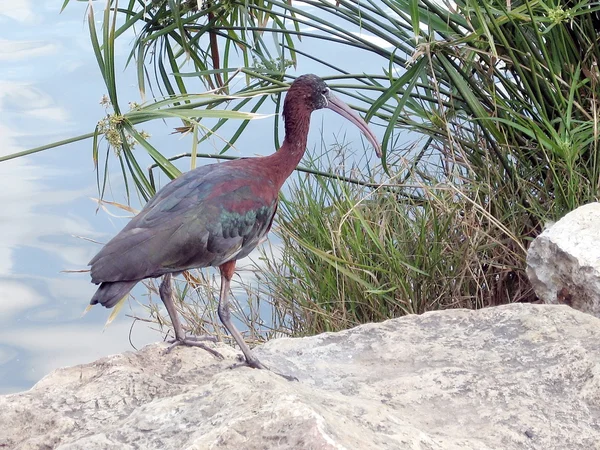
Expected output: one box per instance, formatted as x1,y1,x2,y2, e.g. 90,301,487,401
169,335,218,343
231,354,298,381
216,267,297,381
159,274,222,360
165,337,224,360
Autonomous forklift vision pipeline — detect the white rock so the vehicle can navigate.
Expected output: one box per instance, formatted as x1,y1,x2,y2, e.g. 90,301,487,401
1,304,599,449
526,202,600,317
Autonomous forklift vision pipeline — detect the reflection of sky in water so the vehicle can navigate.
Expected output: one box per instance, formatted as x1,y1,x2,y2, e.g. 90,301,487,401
0,0,158,393
0,1,384,393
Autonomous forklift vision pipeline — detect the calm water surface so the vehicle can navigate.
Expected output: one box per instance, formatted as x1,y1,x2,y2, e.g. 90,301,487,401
0,1,385,393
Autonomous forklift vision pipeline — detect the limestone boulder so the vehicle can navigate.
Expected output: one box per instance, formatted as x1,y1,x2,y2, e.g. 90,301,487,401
527,202,600,317
1,304,599,449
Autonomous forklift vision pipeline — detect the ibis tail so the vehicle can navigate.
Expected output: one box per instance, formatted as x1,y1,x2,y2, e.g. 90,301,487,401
90,280,138,308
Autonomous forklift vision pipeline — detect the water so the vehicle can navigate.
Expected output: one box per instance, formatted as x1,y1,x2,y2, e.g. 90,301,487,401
0,1,384,394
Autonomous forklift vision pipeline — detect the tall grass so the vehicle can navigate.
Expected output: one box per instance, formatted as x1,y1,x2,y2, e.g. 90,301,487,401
260,144,532,335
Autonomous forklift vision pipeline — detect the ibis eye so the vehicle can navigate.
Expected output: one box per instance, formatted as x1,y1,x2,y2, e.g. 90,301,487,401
320,88,329,107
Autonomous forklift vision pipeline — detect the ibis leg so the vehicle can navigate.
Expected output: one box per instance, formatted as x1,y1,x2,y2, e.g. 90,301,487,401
160,273,223,359
217,262,266,369
217,264,298,381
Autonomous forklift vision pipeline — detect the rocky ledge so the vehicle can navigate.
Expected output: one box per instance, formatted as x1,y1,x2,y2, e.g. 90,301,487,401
1,303,599,449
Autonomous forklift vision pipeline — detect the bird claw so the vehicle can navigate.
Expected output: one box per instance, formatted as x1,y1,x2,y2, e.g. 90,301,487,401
230,355,298,381
167,335,217,343
274,371,299,382
165,336,224,360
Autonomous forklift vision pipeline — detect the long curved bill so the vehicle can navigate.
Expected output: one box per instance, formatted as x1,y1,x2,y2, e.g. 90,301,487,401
327,94,382,157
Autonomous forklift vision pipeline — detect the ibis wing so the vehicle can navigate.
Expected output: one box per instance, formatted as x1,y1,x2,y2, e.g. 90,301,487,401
89,164,277,284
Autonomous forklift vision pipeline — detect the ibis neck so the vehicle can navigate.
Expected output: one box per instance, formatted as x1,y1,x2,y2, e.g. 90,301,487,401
267,113,311,189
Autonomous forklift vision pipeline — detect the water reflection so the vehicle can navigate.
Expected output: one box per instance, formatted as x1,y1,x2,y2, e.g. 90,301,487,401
0,147,160,393
0,1,162,393
0,320,160,394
